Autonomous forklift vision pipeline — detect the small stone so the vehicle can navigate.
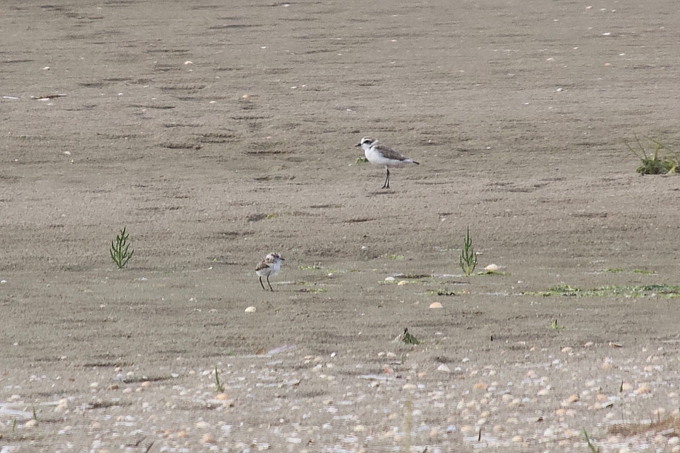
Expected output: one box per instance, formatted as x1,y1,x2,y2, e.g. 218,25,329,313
245,306,257,313
429,302,443,309
473,382,488,391
561,347,572,353
437,364,451,373
196,421,210,429
484,264,499,272
635,384,651,395
287,437,302,444
537,388,550,396
90,382,99,388
354,425,366,432
202,433,215,444
561,394,579,406
397,280,408,286
215,393,229,400
461,425,475,434
24,419,38,428
177,431,186,438
512,435,523,442
385,277,395,282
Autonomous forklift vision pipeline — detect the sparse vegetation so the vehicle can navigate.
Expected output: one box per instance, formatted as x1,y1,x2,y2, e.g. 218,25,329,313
426,289,456,296
459,226,478,276
550,319,564,330
214,366,225,393
605,268,624,273
525,284,680,298
395,328,420,345
110,227,134,269
626,135,679,175
583,429,601,453
605,267,655,275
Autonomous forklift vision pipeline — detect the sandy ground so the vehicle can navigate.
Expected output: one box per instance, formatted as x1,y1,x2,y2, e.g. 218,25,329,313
2,1,680,452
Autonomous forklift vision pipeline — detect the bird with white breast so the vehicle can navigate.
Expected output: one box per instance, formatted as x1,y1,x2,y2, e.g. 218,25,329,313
255,253,285,292
356,137,419,189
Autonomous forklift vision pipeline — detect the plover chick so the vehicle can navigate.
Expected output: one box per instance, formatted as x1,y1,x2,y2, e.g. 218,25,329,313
256,253,285,291
356,137,419,189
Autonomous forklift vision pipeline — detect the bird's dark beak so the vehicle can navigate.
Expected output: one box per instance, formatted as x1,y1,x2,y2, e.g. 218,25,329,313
355,143,361,147
281,258,286,261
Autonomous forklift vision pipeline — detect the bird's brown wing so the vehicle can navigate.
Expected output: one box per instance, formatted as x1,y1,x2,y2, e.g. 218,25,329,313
255,261,270,271
373,142,408,161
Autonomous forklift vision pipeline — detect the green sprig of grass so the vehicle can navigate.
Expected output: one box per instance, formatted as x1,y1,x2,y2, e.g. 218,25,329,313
459,226,478,276
626,135,679,175
214,366,224,393
110,227,134,269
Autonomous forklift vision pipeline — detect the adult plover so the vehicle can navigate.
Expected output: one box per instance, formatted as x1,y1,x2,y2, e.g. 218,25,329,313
356,137,419,189
256,253,285,291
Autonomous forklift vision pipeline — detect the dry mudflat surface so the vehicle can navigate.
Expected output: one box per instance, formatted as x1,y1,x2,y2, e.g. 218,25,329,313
2,1,680,452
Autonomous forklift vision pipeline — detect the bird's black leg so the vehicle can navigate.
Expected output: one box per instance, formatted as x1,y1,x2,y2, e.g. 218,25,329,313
267,275,274,291
259,276,266,291
382,168,390,189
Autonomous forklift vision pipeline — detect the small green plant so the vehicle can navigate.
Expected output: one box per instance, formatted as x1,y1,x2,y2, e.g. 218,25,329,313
32,405,38,421
633,269,656,275
582,429,600,453
110,227,134,269
550,319,564,330
626,135,679,175
399,328,420,345
214,366,224,393
426,289,456,296
11,417,17,433
459,226,478,276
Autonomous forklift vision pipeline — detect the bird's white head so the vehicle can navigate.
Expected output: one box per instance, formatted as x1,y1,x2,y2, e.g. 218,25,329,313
356,137,376,150
266,253,284,263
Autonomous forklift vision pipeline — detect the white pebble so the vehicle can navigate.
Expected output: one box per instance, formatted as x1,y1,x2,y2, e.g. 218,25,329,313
245,306,257,313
